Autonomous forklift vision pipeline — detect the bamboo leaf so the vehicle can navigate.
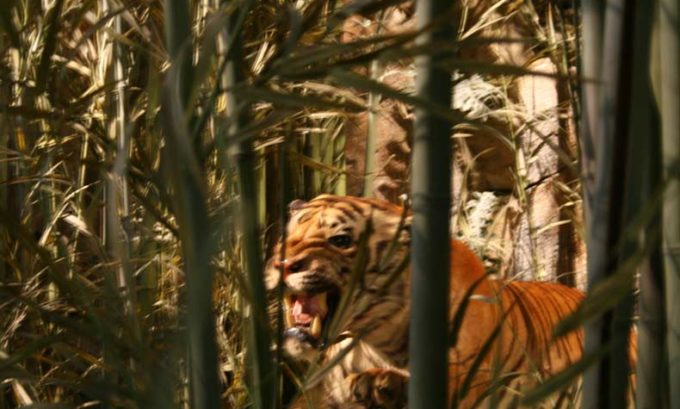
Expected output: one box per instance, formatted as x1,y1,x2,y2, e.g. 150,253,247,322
237,86,365,112
0,335,63,372
328,69,467,125
162,0,221,408
328,0,409,29
35,0,65,94
265,32,414,79
218,2,275,408
0,0,20,48
554,240,648,338
521,346,610,406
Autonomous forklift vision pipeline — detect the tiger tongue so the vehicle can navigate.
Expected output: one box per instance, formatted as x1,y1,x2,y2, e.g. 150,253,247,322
292,294,325,324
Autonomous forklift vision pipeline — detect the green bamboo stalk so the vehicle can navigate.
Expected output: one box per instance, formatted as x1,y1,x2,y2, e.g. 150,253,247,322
163,1,220,408
579,1,603,191
657,0,680,406
219,4,275,409
636,214,667,409
582,0,628,408
274,136,291,409
619,3,668,408
408,1,454,408
606,1,643,404
620,2,668,408
579,0,638,407
579,2,606,406
0,56,8,282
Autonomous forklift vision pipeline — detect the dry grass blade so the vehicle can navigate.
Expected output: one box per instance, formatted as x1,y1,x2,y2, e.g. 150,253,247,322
0,1,630,408
554,235,653,338
0,335,62,372
162,0,220,407
35,0,65,94
521,346,609,406
219,2,275,408
329,69,467,124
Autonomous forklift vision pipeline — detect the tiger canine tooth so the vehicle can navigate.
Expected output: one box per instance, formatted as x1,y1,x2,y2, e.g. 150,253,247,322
283,297,294,327
285,311,294,328
311,315,322,338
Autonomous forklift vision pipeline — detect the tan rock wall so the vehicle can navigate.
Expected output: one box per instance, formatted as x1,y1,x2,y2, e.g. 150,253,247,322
339,1,586,288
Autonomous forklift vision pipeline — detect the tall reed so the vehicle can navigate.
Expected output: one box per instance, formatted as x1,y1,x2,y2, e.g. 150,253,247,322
408,1,454,408
221,3,275,408
163,0,220,407
656,0,680,406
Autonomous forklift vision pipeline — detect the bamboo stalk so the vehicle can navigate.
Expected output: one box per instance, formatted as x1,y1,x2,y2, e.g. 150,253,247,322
657,0,680,406
0,56,8,281
578,1,603,194
408,1,454,408
617,2,668,408
274,136,291,409
163,1,220,408
219,3,275,409
616,3,667,409
579,0,638,407
579,1,609,404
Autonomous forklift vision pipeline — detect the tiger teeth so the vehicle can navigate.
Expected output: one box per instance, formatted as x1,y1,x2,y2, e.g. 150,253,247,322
283,296,292,311
311,315,322,338
285,311,294,328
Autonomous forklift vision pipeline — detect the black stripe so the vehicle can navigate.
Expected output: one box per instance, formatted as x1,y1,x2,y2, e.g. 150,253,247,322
336,199,365,215
335,205,357,221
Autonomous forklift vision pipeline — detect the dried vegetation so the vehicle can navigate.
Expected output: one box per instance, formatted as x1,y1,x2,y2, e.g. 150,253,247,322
0,0,587,407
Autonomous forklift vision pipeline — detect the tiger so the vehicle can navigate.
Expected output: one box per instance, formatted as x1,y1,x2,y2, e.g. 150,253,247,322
264,194,635,408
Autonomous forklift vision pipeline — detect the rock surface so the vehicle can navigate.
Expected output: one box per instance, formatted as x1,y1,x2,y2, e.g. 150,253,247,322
340,1,585,288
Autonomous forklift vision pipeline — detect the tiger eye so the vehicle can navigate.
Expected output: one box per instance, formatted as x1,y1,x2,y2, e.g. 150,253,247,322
328,234,353,249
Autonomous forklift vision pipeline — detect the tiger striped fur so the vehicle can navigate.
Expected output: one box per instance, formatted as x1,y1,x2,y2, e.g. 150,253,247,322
264,194,635,408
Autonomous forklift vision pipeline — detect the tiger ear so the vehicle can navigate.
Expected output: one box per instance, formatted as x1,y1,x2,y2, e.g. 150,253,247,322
288,199,307,215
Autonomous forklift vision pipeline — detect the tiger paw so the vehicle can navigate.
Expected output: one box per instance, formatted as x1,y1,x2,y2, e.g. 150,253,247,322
347,367,408,409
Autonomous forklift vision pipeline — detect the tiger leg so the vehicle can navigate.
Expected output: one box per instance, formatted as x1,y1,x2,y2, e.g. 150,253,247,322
346,367,409,409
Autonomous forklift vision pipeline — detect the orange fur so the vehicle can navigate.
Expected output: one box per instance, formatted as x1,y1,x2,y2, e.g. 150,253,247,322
268,195,637,408
447,241,585,405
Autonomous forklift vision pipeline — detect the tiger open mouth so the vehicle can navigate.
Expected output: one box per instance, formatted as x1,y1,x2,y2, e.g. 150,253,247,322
283,291,340,347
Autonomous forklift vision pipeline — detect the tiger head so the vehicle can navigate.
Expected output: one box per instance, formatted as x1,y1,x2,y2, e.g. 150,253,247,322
265,194,412,362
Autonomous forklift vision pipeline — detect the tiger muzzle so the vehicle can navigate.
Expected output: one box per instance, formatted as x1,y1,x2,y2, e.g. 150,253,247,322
273,251,347,354
283,289,340,347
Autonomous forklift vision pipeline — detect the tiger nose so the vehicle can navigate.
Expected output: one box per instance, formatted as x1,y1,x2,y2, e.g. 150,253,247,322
273,258,305,276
